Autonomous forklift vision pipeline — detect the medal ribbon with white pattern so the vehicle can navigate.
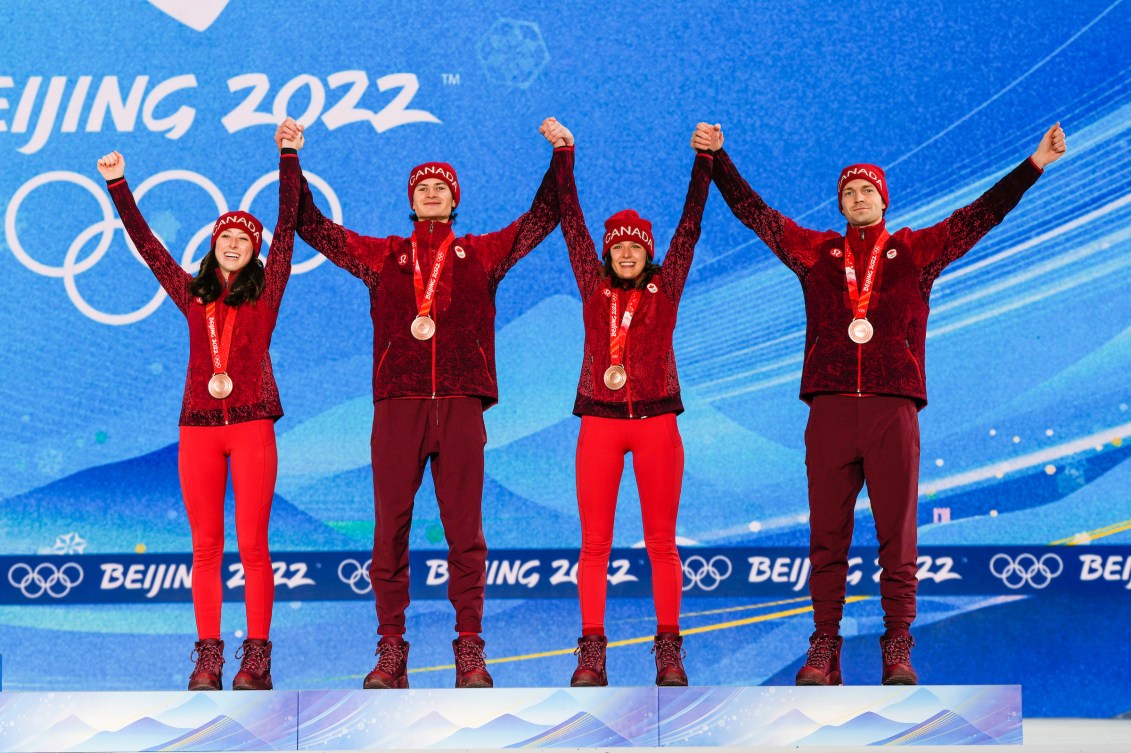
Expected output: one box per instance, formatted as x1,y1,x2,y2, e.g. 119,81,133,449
843,230,889,344
205,301,237,399
604,288,642,390
409,232,455,340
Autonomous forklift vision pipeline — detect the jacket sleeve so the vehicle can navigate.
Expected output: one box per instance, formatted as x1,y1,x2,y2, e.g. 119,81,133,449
261,148,301,309
107,178,193,315
295,169,388,288
908,157,1043,281
553,145,602,299
474,148,564,285
660,151,713,304
711,148,829,277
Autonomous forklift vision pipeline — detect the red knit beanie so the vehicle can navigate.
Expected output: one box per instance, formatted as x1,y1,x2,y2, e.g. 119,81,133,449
211,211,263,255
408,162,460,208
837,163,889,211
602,210,654,259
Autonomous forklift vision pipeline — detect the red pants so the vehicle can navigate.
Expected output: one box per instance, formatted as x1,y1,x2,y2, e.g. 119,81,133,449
805,395,920,634
369,397,487,636
575,414,684,635
178,419,277,641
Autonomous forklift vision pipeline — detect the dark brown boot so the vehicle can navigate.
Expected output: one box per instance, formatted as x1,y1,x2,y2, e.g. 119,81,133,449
651,632,688,686
232,639,273,690
795,632,844,686
570,635,608,687
188,638,225,691
364,636,410,689
881,632,918,685
453,635,494,688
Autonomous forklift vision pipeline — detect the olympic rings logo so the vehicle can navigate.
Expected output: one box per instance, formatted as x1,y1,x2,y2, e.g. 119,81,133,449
682,555,732,592
989,553,1064,589
337,558,372,595
8,561,85,599
6,169,342,325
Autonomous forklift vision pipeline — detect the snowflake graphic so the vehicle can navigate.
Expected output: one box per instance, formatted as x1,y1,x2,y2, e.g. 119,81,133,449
476,19,551,90
53,532,87,555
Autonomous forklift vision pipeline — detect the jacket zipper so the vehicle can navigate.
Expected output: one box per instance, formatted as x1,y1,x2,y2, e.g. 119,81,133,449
477,339,495,387
376,340,392,377
856,344,863,395
804,336,819,369
624,327,635,418
906,339,923,382
429,221,437,399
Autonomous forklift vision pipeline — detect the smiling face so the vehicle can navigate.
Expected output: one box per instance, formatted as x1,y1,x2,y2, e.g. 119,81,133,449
608,241,649,281
840,178,886,227
214,228,255,278
412,178,454,222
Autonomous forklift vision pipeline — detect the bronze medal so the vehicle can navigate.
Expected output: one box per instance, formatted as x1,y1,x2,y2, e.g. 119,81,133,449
603,364,627,391
411,315,436,340
848,318,874,344
208,372,233,399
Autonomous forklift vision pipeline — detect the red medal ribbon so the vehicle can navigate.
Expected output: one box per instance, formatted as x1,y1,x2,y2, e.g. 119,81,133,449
411,231,455,319
844,230,890,320
608,288,643,366
205,301,237,376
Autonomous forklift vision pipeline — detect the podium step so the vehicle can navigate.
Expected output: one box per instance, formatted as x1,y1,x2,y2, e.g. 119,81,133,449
0,685,1021,750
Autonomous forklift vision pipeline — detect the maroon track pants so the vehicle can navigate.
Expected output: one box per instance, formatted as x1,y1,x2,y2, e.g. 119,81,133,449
369,397,487,636
805,395,920,634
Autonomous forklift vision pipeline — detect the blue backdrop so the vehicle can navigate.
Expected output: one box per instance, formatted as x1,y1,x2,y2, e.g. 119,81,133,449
1,0,1129,717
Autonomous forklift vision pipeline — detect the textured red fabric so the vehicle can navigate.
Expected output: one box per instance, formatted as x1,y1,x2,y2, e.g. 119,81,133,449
179,419,277,640
296,151,563,409
557,147,713,419
575,414,684,635
711,150,1042,408
805,396,919,633
108,153,301,426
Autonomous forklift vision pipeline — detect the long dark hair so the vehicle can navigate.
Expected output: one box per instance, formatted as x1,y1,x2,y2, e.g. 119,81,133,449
188,246,266,306
602,252,660,290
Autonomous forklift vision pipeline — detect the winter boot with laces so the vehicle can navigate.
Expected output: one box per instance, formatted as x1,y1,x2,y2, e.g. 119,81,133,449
452,635,494,688
880,631,918,685
188,638,225,691
364,635,410,689
795,632,843,686
232,638,273,690
570,634,608,687
651,632,688,686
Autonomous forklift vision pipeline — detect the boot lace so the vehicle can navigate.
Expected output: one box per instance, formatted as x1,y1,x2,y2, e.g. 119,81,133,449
235,641,270,674
574,640,606,670
803,634,835,669
375,641,408,674
650,636,685,669
190,641,224,674
882,634,914,666
454,640,488,673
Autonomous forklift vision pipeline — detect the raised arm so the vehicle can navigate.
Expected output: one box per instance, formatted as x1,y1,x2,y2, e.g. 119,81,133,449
659,133,714,304
261,126,305,309
909,123,1066,280
275,118,387,288
98,151,193,315
542,118,601,299
473,127,565,285
706,124,830,278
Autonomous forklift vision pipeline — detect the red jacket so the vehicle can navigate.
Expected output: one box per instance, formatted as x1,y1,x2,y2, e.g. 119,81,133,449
108,151,301,426
556,146,713,418
295,151,563,408
711,149,1042,407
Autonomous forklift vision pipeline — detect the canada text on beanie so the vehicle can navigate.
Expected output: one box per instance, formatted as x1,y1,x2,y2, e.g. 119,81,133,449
211,211,263,255
408,162,460,208
837,163,889,211
602,209,654,259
